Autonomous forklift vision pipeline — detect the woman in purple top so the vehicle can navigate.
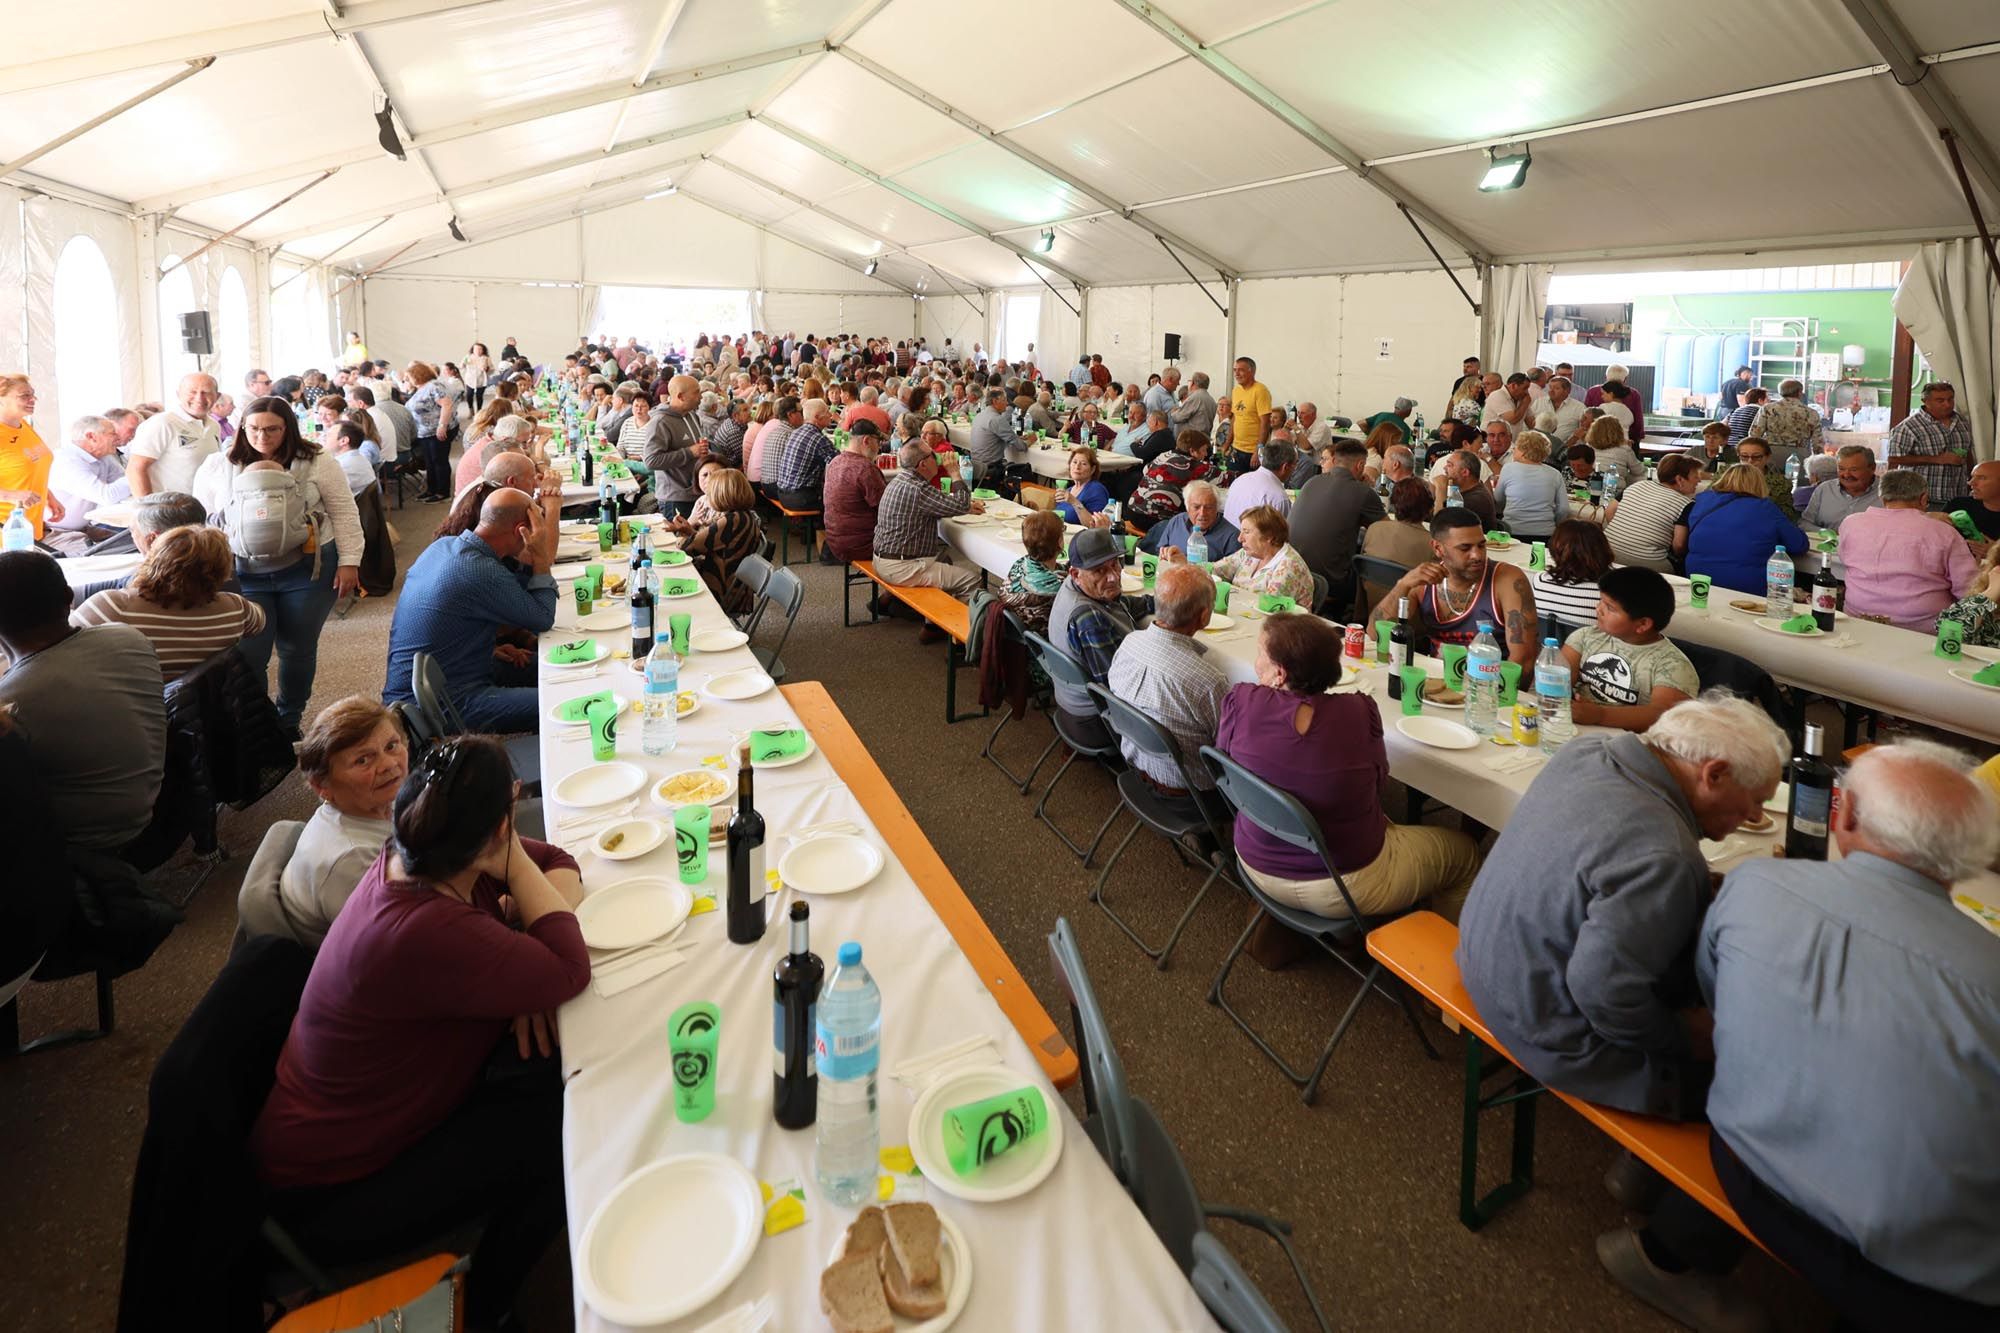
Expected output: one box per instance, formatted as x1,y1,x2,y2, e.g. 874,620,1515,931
1216,615,1483,922
252,735,590,1328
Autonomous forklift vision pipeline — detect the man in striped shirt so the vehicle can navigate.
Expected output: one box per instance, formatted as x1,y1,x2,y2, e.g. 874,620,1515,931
1886,381,1973,506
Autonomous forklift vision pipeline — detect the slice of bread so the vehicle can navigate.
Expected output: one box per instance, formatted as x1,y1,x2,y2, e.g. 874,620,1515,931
841,1206,889,1262
819,1251,894,1333
882,1202,942,1288
879,1238,948,1320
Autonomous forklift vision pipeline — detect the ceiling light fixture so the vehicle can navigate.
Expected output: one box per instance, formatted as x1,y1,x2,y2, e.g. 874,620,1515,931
375,102,405,160
1036,228,1056,253
863,258,879,276
448,216,466,242
1478,146,1531,192
644,184,678,200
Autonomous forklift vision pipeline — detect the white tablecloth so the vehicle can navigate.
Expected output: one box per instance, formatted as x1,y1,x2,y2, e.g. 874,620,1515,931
558,474,641,507
57,551,141,590
942,423,1144,479
538,581,1214,1332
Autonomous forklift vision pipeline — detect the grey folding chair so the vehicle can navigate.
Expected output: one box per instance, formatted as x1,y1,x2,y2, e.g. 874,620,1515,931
980,610,1060,795
751,565,804,681
1352,553,1409,620
1047,918,1329,1333
1086,684,1237,969
1199,745,1438,1104
1022,631,1124,865
409,651,542,795
732,552,775,635
1309,571,1330,618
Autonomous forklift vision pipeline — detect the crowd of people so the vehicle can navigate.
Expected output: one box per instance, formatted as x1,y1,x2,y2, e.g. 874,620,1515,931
5,324,1997,1333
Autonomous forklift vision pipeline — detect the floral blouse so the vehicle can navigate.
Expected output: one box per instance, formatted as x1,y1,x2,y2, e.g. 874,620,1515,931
1940,591,1999,647
1213,541,1316,608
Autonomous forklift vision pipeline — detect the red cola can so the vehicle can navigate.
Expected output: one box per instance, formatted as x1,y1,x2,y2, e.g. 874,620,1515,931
1342,623,1366,658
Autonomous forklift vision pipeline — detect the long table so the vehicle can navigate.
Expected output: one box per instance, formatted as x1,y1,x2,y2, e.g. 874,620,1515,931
538,571,1214,1332
943,422,1144,479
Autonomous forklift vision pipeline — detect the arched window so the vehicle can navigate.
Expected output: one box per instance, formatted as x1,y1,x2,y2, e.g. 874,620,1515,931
158,255,199,386
52,235,122,439
218,266,250,395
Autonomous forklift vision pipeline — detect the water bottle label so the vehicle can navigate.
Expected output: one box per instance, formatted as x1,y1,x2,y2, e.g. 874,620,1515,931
815,1022,878,1081
1791,784,1831,838
1466,658,1501,682
775,1000,817,1077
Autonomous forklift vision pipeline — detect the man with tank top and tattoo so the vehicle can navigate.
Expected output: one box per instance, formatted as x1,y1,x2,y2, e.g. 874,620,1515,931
1371,506,1541,666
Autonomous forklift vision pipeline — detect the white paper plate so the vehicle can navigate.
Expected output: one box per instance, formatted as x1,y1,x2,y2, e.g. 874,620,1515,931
909,1064,1064,1204
589,817,669,862
690,628,749,652
1202,614,1234,631
779,835,883,895
751,731,816,769
650,768,734,809
546,638,613,666
822,1206,972,1332
706,669,775,701
575,876,691,949
1763,782,1790,814
1959,643,2000,663
576,607,629,631
1947,664,2000,692
1396,715,1480,750
576,1154,762,1327
1729,600,1842,621
1752,617,1825,638
547,695,636,728
552,761,648,808
1120,570,1146,592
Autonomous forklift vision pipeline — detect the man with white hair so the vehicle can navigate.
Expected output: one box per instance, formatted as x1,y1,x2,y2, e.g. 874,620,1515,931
1457,692,1789,1120
1168,369,1218,437
840,384,892,435
125,372,219,497
772,397,837,511
1602,741,2000,1330
1106,562,1229,793
1143,367,1180,419
47,415,132,548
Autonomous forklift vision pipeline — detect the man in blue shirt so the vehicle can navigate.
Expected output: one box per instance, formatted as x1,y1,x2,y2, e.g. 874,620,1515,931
384,488,558,733
1141,481,1240,559
1603,742,2000,1331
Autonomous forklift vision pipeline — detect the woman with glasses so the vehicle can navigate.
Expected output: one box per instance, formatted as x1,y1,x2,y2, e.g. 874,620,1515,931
252,735,587,1331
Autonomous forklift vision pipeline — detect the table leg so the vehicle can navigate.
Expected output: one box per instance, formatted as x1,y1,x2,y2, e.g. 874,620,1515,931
1458,1031,1542,1230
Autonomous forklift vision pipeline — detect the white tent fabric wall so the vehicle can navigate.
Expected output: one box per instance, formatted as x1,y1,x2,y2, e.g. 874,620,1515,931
471,283,583,361
22,191,144,441
918,294,983,353
1479,264,1554,390
1894,240,2000,464
0,186,25,372
362,279,474,373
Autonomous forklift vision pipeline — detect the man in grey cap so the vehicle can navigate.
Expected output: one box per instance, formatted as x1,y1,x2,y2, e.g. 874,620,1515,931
1364,397,1418,445
1047,527,1141,748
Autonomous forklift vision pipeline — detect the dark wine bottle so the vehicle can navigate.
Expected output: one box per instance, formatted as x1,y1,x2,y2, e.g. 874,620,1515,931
726,743,767,944
628,558,653,661
581,446,594,486
1387,595,1414,699
1783,722,1834,860
773,900,824,1129
1812,565,1842,633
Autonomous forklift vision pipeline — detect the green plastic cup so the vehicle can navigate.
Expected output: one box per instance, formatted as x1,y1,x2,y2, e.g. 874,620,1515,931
1936,618,1965,659
585,562,605,601
942,1085,1049,1177
1373,619,1395,663
1528,542,1547,571
598,521,616,551
1139,553,1160,588
573,581,593,615
1496,660,1522,707
669,612,692,657
669,1001,720,1123
585,696,618,761
1399,667,1427,716
674,804,712,884
1123,534,1139,558
1441,645,1469,692
1689,574,1711,609
1213,579,1232,614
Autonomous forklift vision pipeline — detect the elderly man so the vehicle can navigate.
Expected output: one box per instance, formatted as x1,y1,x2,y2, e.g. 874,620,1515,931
103,407,141,450
0,551,167,851
1067,353,1092,389
1107,563,1228,793
870,441,983,604
1144,367,1180,419
1222,440,1294,525
646,374,708,517
1458,692,1788,1120
125,373,219,497
1480,372,1535,439
1143,479,1239,561
841,385,893,435
1169,370,1218,438
1838,469,1978,631
1132,409,1177,464
968,387,1028,484
1380,444,1416,486
1047,528,1140,745
597,384,637,445
1290,439,1387,604
1887,380,1974,504
1543,376,1586,444
384,487,558,733
46,414,132,548
1371,506,1541,667
1800,443,1882,531
1287,400,1330,453
1604,742,2000,1330
707,398,748,467
66,492,206,605
1748,379,1824,470
772,398,838,512
1944,458,2000,553
1361,398,1414,445
822,420,887,565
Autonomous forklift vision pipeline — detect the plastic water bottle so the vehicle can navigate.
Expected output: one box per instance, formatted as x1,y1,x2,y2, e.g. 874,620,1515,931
641,632,679,756
814,942,881,1205
1464,622,1502,737
1446,481,1463,509
1784,453,1802,487
1765,546,1795,618
1,508,32,552
1535,637,1573,757
1185,525,1209,566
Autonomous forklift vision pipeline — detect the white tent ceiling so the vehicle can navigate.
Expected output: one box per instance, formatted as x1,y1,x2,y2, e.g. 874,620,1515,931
6,0,2000,289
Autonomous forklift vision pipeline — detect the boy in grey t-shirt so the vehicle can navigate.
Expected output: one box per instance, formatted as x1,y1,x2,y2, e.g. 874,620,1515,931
1560,566,1699,732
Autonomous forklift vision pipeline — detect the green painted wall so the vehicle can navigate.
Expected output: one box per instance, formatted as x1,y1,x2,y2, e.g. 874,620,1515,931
1630,289,1898,383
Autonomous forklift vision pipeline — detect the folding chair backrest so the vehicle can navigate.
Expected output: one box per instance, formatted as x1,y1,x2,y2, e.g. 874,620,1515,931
1046,918,1139,1184
757,566,806,672
410,651,466,736
1200,745,1338,871
1025,630,1093,695
1352,554,1410,592
734,552,774,601
235,821,308,948
1671,635,1791,736
393,699,441,760
1189,1232,1290,1333
1089,684,1202,790
1310,572,1329,617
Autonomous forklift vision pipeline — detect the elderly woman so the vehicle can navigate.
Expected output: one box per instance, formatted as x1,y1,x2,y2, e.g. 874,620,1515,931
1603,452,1702,573
1583,414,1644,488
403,362,456,502
252,735,587,1332
279,696,408,945
1939,542,2000,647
1363,477,1437,570
1490,429,1570,541
1054,447,1112,527
1217,614,1480,921
665,467,762,612
1528,518,1616,631
1683,462,1808,595
1186,504,1315,607
72,525,265,680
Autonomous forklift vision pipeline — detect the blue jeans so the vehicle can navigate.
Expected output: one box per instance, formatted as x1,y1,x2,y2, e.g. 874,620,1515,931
237,544,340,730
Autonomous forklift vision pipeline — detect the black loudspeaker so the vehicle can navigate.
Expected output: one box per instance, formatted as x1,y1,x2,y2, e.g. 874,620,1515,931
179,311,213,355
1162,332,1182,360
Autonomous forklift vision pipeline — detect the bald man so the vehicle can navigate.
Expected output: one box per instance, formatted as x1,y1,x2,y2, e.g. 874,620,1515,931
126,372,220,496
384,485,560,732
645,372,708,517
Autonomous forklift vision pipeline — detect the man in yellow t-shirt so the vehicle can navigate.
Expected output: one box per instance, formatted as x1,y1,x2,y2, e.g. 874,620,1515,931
0,376,59,539
1227,355,1272,473
340,331,370,368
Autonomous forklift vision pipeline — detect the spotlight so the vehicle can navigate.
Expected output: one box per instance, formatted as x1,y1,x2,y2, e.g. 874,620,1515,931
448,216,466,243
644,184,678,200
1478,146,1530,192
375,102,405,160
863,257,879,276
1036,228,1055,253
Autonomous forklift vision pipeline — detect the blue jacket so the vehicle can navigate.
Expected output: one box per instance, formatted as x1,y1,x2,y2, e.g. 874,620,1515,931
1141,511,1241,559
385,531,557,704
1681,490,1806,594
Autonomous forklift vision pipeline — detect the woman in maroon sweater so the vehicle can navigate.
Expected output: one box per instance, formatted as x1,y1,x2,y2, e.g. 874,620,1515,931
252,735,590,1330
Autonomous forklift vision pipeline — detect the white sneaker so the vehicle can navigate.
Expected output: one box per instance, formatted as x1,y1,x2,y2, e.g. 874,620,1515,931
1595,1227,1771,1333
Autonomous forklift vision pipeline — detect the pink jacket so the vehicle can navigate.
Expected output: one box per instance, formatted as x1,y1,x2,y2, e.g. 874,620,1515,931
1838,505,1979,631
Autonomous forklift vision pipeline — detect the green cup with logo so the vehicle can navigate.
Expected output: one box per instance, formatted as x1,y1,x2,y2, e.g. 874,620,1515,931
674,804,713,885
1213,579,1231,614
585,696,618,761
1139,552,1160,589
1373,619,1395,663
1935,618,1965,660
1689,574,1712,610
1528,542,1547,571
573,581,593,615
1399,667,1427,716
1496,660,1522,707
1441,645,1469,692
668,1001,720,1123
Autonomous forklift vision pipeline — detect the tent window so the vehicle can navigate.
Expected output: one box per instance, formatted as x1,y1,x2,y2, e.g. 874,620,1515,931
218,266,250,395
1003,294,1039,363
158,256,199,386
53,234,121,437
591,287,750,355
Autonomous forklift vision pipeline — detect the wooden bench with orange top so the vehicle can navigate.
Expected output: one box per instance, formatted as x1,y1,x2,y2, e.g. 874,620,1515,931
1366,910,1760,1250
842,559,987,724
781,681,1077,1089
765,496,821,564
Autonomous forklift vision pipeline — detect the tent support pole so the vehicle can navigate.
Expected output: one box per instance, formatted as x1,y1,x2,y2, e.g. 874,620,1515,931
1224,280,1238,373
1399,204,1480,315
331,241,421,299
1939,129,2000,296
1156,238,1226,317
1032,265,1078,319
312,216,393,268
0,59,214,184
162,171,337,276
